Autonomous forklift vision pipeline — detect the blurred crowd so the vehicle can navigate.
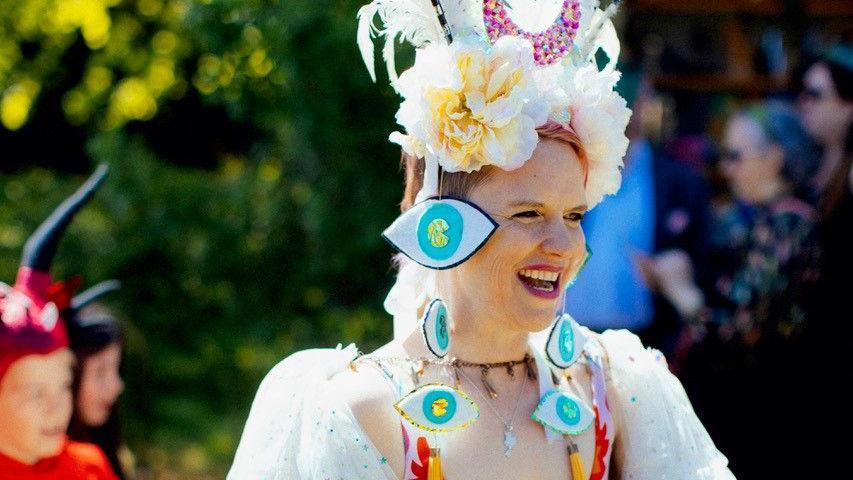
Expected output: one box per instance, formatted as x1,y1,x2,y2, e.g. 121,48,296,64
565,40,852,478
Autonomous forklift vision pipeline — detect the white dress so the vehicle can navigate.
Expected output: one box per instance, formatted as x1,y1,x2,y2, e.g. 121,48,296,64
227,330,735,480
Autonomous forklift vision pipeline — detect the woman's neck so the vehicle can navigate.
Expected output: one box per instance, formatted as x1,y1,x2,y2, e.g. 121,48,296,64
448,312,531,363
813,144,844,193
406,292,532,363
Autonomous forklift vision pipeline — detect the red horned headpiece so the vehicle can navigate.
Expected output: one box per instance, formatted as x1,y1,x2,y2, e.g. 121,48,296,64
0,165,109,381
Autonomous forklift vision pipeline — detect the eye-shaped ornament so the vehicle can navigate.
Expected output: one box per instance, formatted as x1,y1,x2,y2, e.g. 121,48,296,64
394,383,480,432
382,196,498,270
545,313,588,369
532,390,595,435
421,299,450,358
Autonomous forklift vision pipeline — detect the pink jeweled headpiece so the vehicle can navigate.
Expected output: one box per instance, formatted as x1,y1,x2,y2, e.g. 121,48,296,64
484,0,581,65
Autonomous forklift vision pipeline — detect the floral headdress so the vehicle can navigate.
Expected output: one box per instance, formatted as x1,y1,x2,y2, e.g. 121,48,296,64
358,0,630,208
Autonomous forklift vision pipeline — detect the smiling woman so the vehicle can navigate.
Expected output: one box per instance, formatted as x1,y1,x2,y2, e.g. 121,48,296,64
228,1,733,479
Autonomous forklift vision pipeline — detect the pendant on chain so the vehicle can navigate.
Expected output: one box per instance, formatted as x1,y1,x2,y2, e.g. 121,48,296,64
503,426,517,457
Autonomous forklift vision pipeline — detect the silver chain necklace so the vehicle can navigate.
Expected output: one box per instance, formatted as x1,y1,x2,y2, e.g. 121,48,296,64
458,365,529,457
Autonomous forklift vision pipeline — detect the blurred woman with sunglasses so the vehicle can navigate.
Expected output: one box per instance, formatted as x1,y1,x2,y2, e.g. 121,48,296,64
644,100,821,478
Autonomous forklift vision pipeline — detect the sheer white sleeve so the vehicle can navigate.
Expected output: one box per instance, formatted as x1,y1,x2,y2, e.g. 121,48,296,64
600,330,736,480
227,344,398,480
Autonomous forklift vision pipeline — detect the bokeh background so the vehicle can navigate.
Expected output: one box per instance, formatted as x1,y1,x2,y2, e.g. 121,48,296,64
0,0,850,477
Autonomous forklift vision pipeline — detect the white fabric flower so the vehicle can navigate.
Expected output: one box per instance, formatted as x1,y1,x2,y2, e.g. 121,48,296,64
391,36,549,173
536,62,631,208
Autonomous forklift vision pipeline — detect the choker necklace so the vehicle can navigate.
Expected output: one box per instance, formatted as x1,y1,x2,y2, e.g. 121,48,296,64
357,353,537,398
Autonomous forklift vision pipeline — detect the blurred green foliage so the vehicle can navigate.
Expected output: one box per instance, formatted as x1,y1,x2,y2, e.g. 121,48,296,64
0,0,410,475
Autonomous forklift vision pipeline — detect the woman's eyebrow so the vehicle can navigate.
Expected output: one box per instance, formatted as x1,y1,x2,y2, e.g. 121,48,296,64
507,200,588,211
507,200,545,209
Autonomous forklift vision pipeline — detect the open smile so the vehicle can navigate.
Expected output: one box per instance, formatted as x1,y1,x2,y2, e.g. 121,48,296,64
517,265,562,300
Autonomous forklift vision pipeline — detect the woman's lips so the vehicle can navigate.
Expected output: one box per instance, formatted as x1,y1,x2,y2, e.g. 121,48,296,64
517,271,562,300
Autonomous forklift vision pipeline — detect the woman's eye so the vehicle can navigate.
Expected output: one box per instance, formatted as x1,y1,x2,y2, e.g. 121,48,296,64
565,212,585,223
394,384,480,432
512,210,541,219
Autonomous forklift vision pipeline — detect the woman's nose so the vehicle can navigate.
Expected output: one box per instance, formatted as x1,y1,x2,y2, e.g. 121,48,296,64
541,218,579,258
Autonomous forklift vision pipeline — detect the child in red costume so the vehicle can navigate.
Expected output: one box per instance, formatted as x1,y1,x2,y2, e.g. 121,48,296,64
0,165,118,480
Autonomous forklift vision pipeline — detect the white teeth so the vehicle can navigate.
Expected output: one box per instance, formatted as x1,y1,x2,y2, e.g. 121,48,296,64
519,269,559,282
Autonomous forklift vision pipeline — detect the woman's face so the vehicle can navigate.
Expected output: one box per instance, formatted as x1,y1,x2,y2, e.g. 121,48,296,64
799,63,852,144
721,115,782,204
441,138,588,333
76,342,124,427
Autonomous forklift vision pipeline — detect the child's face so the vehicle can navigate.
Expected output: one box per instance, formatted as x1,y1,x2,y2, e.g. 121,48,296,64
77,342,124,427
0,349,75,464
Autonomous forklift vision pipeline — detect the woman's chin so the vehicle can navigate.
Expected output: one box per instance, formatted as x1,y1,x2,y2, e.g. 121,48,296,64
514,286,561,327
510,304,559,333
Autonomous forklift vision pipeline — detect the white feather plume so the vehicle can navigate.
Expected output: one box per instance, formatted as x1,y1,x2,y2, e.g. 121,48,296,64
357,0,445,88
578,1,622,68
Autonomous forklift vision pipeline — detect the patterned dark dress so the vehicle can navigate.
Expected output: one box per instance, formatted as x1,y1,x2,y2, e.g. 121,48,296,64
682,194,820,479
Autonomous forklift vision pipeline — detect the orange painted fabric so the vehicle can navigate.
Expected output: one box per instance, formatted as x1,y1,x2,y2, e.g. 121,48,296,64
0,439,118,480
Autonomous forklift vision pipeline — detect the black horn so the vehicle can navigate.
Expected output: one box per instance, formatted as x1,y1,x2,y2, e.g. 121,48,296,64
70,279,121,312
20,164,109,271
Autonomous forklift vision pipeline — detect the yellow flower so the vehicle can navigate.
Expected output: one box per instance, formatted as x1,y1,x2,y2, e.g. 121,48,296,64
392,37,548,173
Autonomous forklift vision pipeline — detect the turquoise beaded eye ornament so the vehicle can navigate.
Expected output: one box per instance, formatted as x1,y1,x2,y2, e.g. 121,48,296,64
532,390,595,435
382,196,499,270
395,384,481,433
422,299,451,358
545,313,589,369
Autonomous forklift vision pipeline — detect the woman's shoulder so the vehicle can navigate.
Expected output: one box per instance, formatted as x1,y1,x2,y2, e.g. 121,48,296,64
260,343,359,384
587,329,735,479
229,343,399,480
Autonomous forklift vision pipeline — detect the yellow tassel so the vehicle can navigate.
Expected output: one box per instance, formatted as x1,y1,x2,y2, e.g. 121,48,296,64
427,448,443,480
568,442,586,479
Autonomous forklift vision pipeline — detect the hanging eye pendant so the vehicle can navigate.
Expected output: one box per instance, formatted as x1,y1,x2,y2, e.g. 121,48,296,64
395,383,480,432
383,196,498,270
532,390,595,435
421,299,451,358
545,313,589,369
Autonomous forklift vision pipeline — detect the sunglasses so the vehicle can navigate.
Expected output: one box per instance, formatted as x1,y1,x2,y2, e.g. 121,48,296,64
800,86,826,101
720,149,742,163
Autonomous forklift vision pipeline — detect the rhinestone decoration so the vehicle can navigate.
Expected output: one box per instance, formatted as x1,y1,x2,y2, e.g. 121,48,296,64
483,0,582,66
